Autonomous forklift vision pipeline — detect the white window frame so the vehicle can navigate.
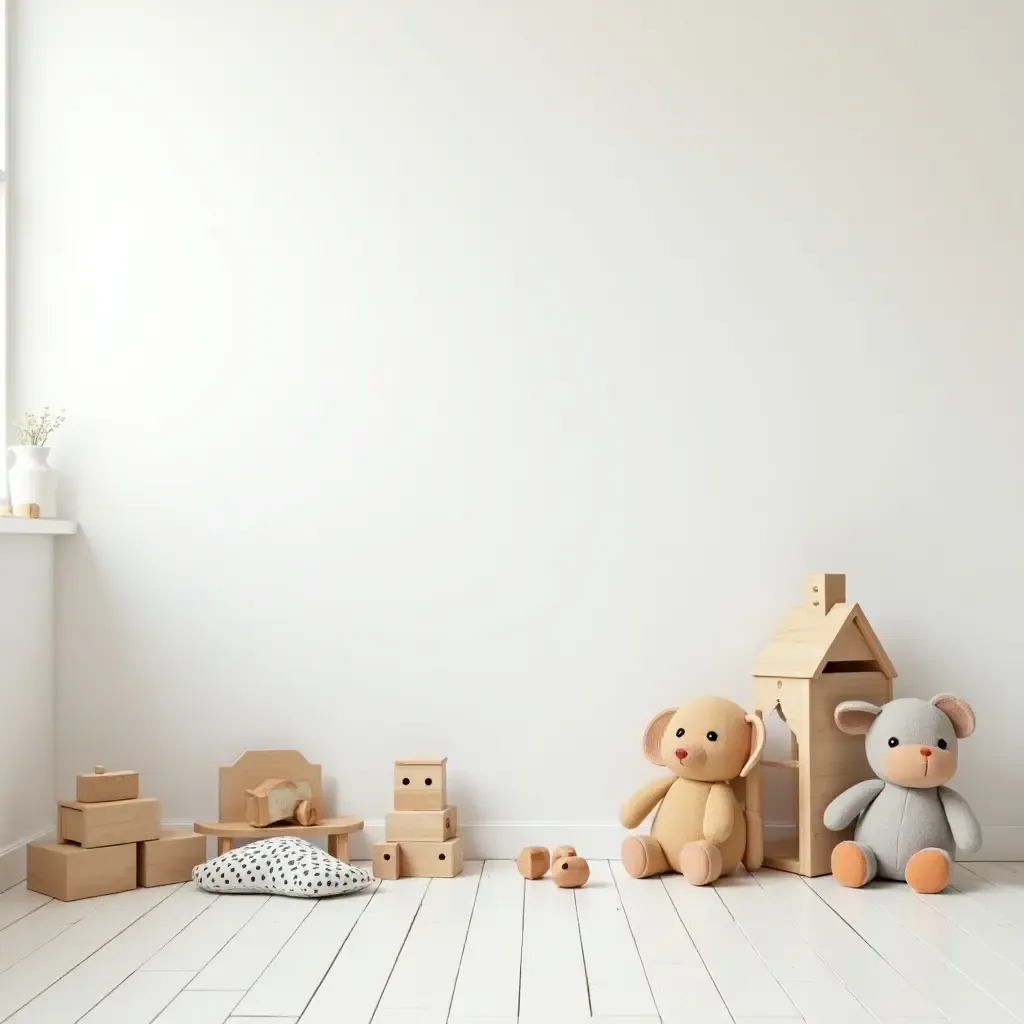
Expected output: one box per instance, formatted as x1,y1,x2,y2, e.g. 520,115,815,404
0,0,7,462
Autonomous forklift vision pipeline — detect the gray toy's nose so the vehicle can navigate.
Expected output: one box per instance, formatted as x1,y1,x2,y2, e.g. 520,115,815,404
921,748,933,757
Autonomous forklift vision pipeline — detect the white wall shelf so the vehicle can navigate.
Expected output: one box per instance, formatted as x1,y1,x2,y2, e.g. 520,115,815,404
0,517,77,535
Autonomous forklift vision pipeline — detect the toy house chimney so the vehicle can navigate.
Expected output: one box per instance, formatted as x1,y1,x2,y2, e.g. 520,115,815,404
804,573,845,615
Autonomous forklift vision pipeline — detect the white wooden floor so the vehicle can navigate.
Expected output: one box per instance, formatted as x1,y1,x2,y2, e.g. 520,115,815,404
3,860,1024,1023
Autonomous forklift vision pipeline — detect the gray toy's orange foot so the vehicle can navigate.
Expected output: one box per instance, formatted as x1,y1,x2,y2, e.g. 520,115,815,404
905,847,951,893
831,841,873,887
679,840,722,886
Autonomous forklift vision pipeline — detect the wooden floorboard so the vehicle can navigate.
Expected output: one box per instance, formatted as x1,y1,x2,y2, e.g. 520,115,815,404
1,860,1023,1022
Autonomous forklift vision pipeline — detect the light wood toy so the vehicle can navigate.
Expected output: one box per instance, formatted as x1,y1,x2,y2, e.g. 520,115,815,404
138,829,207,887
552,855,590,888
27,842,137,901
551,845,576,860
393,757,447,810
58,796,161,848
516,846,550,879
14,502,40,518
752,573,896,876
76,766,140,803
373,756,463,878
245,778,319,827
193,749,363,859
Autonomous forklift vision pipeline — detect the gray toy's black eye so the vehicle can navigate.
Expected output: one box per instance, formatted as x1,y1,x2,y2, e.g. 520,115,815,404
888,737,899,748
676,728,685,738
937,738,948,750
706,731,718,742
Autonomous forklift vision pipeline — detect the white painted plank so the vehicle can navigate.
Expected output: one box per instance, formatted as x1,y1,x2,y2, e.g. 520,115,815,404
715,867,838,983
447,1017,517,1024
0,884,51,932
573,860,657,1018
142,894,266,971
753,868,939,1018
373,861,480,1019
782,980,877,1023
7,884,215,1024
517,861,590,1023
152,990,243,1023
609,861,731,1024
0,884,176,1021
78,970,193,1023
300,877,429,1024
187,893,313,991
809,874,1018,1024
662,873,797,1020
447,860,523,1022
0,892,120,971
868,880,1024,1017
956,863,1024,926
232,880,379,1017
229,1018,297,1024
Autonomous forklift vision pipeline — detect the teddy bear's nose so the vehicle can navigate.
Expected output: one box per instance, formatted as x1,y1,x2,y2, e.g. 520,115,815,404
675,748,688,760
921,748,933,757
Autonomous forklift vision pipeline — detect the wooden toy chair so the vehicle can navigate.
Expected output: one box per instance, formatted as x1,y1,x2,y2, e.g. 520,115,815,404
193,749,363,861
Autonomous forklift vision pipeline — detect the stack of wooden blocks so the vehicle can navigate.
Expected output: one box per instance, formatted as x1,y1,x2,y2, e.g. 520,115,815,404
27,766,207,901
373,757,463,879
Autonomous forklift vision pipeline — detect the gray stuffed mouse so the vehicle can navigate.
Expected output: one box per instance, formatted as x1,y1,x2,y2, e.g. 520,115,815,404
823,694,980,893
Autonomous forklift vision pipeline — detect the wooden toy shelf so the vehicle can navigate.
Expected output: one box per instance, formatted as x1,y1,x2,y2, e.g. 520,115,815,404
193,816,364,859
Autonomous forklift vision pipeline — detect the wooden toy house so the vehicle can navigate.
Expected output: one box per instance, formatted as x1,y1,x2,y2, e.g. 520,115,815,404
752,573,896,877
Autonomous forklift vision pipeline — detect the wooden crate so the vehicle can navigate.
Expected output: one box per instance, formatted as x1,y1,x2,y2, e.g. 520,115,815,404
58,797,161,848
385,806,457,843
27,841,136,901
138,829,207,886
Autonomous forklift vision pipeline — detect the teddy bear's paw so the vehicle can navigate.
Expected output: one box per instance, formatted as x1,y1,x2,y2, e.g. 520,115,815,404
905,847,951,894
831,841,876,888
679,840,722,886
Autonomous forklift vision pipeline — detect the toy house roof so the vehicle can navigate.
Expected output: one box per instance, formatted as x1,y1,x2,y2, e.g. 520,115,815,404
753,601,896,680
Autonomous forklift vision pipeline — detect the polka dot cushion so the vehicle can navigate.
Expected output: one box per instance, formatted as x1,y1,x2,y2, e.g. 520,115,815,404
191,836,372,897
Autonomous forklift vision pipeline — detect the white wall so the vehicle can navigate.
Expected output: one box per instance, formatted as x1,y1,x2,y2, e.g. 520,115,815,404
10,1,1024,854
0,539,55,884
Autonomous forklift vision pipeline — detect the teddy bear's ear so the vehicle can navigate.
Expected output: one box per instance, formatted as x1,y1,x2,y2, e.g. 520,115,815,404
834,700,882,735
740,713,766,778
642,707,677,766
931,694,975,738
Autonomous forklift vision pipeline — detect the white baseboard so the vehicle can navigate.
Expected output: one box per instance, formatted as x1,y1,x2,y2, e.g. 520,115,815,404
0,827,55,892
5,820,1019,893
172,820,1024,864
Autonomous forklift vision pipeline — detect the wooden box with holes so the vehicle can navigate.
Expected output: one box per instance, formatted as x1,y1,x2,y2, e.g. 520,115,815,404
374,757,463,878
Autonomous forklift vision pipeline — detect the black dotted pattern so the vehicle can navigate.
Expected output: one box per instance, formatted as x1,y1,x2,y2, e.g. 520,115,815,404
191,836,371,898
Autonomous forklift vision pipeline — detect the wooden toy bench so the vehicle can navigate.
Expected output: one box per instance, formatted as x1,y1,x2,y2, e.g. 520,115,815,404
193,749,364,861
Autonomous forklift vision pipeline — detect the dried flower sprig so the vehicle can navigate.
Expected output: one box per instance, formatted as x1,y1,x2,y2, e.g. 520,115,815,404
12,407,66,446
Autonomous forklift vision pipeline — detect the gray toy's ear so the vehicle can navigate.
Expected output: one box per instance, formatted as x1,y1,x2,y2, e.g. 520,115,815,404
931,694,975,738
834,700,882,735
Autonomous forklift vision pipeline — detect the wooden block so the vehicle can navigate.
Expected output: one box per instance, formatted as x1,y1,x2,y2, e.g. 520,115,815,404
76,766,140,804
552,855,589,888
244,778,314,827
58,796,160,848
137,829,207,887
385,806,457,843
27,841,136,901
516,846,550,879
804,573,846,615
393,758,447,811
373,841,400,880
551,845,576,861
14,503,40,518
397,837,463,878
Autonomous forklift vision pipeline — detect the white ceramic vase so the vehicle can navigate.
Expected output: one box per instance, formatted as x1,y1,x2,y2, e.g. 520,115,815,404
7,446,57,517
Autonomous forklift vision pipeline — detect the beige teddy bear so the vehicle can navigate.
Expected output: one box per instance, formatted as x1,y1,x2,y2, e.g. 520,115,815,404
620,696,765,885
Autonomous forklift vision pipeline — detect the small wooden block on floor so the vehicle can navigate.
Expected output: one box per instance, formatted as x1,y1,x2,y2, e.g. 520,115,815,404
398,837,463,878
373,841,401,880
138,829,207,886
393,758,447,811
385,805,457,842
76,767,140,803
27,841,137,901
59,796,161,848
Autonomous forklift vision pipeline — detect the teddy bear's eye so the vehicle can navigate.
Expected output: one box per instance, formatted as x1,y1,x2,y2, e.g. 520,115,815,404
888,737,899,748
937,738,948,750
675,728,685,738
706,731,718,742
